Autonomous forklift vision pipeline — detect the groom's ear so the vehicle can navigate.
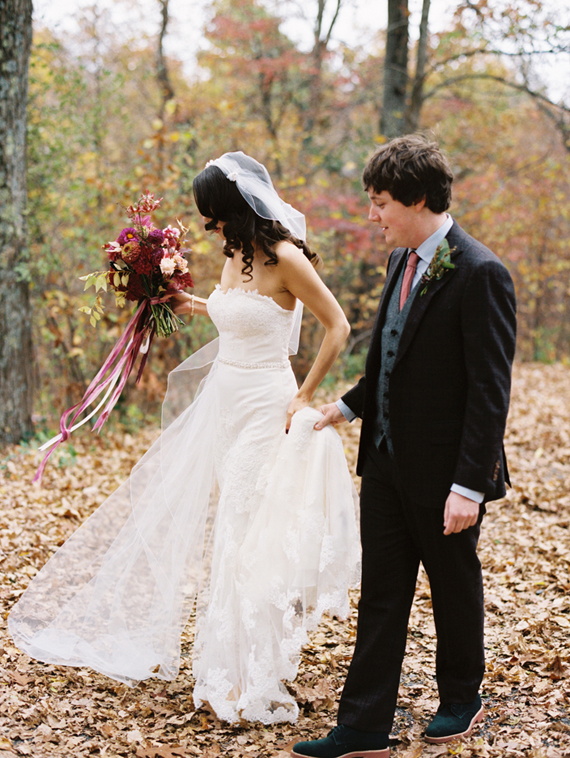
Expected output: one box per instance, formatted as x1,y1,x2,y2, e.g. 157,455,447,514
412,196,427,212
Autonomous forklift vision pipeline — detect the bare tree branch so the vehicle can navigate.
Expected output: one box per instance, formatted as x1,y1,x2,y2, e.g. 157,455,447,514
323,0,342,47
424,72,570,150
407,0,430,131
424,72,570,114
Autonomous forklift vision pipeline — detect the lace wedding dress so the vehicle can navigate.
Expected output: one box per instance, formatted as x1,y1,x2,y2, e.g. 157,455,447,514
9,286,360,724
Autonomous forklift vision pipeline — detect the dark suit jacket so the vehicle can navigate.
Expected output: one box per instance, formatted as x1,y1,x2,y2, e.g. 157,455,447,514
342,221,517,509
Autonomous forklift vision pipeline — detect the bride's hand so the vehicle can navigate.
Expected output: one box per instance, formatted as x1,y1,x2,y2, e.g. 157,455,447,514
285,395,310,432
170,292,194,315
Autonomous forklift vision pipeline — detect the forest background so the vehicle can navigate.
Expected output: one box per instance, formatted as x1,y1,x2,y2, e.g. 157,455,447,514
1,2,570,756
2,0,570,441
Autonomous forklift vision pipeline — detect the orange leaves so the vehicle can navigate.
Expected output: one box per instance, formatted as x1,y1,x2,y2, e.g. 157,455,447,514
1,364,570,756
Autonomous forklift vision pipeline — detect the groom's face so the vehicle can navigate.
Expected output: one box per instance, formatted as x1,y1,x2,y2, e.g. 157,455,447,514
367,190,420,249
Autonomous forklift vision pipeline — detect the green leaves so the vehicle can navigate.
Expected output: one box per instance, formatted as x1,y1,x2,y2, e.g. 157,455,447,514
78,272,111,324
79,271,108,293
419,240,456,297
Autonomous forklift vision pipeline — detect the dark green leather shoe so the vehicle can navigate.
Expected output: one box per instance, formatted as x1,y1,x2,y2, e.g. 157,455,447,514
425,694,483,744
291,724,390,758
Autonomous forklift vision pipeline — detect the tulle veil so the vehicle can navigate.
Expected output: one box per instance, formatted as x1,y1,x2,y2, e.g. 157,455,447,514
8,338,224,686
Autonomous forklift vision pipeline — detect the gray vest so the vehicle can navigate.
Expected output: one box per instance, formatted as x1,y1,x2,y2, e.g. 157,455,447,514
374,262,418,452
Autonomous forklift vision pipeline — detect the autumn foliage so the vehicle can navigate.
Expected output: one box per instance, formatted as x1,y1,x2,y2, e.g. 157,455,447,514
1,363,569,756
22,0,570,430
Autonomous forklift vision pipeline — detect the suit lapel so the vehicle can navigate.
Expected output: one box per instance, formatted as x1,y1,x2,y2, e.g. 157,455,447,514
395,240,463,366
372,248,406,338
366,249,407,369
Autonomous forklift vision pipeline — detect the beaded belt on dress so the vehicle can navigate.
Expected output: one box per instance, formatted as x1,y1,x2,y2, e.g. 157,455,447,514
218,356,290,370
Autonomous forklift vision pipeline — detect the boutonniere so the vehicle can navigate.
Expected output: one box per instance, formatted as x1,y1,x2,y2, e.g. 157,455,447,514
419,239,456,296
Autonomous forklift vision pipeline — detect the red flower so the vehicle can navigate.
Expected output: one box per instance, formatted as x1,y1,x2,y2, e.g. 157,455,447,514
130,244,154,276
122,240,141,264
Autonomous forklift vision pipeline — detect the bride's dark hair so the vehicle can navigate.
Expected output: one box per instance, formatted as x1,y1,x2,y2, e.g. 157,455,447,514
193,165,320,281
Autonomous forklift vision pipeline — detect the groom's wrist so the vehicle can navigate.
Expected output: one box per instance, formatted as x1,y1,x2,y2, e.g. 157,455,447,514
336,399,356,422
451,483,484,503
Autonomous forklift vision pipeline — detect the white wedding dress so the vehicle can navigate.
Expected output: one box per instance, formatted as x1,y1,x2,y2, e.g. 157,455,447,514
9,286,360,724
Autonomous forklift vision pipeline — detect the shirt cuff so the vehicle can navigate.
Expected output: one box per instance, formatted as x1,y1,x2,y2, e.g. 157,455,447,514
451,483,485,504
336,399,357,422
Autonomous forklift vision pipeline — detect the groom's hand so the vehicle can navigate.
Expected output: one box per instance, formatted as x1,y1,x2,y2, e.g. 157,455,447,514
443,491,480,535
314,402,346,430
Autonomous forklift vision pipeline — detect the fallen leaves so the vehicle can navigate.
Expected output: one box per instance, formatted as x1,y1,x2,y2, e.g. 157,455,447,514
0,362,569,757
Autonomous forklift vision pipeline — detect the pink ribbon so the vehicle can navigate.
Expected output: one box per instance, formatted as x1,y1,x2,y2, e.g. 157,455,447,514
34,295,173,483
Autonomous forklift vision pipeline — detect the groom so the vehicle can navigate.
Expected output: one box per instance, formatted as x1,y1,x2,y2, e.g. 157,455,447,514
293,135,516,758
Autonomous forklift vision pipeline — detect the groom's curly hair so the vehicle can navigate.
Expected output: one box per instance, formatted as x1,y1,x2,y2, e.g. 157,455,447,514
193,166,319,281
363,134,453,213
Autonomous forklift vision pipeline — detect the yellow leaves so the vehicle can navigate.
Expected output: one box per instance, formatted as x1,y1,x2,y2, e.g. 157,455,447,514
78,292,105,327
79,271,108,293
164,99,177,117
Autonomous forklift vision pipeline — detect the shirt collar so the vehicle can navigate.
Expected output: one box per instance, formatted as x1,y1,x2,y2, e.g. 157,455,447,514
414,214,453,265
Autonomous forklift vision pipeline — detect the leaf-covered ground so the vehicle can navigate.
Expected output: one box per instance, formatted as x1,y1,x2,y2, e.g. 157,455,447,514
1,362,569,758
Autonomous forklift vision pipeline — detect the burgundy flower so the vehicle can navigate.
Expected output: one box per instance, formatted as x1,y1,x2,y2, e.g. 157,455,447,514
171,271,194,290
124,272,147,301
147,228,165,246
151,248,165,267
131,245,154,276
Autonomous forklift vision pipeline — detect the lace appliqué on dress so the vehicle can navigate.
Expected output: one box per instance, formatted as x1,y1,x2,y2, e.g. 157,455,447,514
9,286,360,727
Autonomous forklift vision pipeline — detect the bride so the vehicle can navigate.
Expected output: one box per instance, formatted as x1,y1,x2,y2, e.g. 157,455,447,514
9,152,360,725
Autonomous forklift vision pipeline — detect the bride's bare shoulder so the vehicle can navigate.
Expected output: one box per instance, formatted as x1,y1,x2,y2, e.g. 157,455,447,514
273,240,310,266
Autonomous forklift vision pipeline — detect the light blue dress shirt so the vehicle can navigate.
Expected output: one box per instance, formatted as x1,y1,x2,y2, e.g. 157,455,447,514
336,215,485,504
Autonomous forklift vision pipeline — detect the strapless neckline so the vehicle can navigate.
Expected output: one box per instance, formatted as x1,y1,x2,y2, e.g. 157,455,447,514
214,284,296,313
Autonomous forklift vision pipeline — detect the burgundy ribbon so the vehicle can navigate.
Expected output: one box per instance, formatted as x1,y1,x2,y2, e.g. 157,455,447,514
34,295,171,483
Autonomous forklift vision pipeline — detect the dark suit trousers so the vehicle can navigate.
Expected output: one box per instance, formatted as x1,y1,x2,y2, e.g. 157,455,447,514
337,442,485,733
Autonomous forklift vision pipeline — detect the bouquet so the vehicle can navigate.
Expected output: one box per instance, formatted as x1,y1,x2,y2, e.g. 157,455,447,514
35,192,193,482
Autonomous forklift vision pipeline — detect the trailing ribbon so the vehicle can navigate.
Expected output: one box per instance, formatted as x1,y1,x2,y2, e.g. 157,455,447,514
34,295,171,483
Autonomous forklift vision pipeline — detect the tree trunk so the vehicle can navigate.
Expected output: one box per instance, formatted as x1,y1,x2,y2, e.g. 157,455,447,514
0,0,34,446
156,0,174,120
380,0,409,138
406,0,430,132
302,0,342,140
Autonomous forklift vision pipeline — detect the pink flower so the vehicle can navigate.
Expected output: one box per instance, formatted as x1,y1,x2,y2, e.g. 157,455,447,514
104,241,123,261
163,225,181,241
126,191,163,218
117,227,139,246
160,257,176,277
173,254,188,273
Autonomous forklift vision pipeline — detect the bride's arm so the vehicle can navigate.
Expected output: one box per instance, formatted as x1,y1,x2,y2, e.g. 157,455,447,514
278,244,350,430
170,292,210,318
